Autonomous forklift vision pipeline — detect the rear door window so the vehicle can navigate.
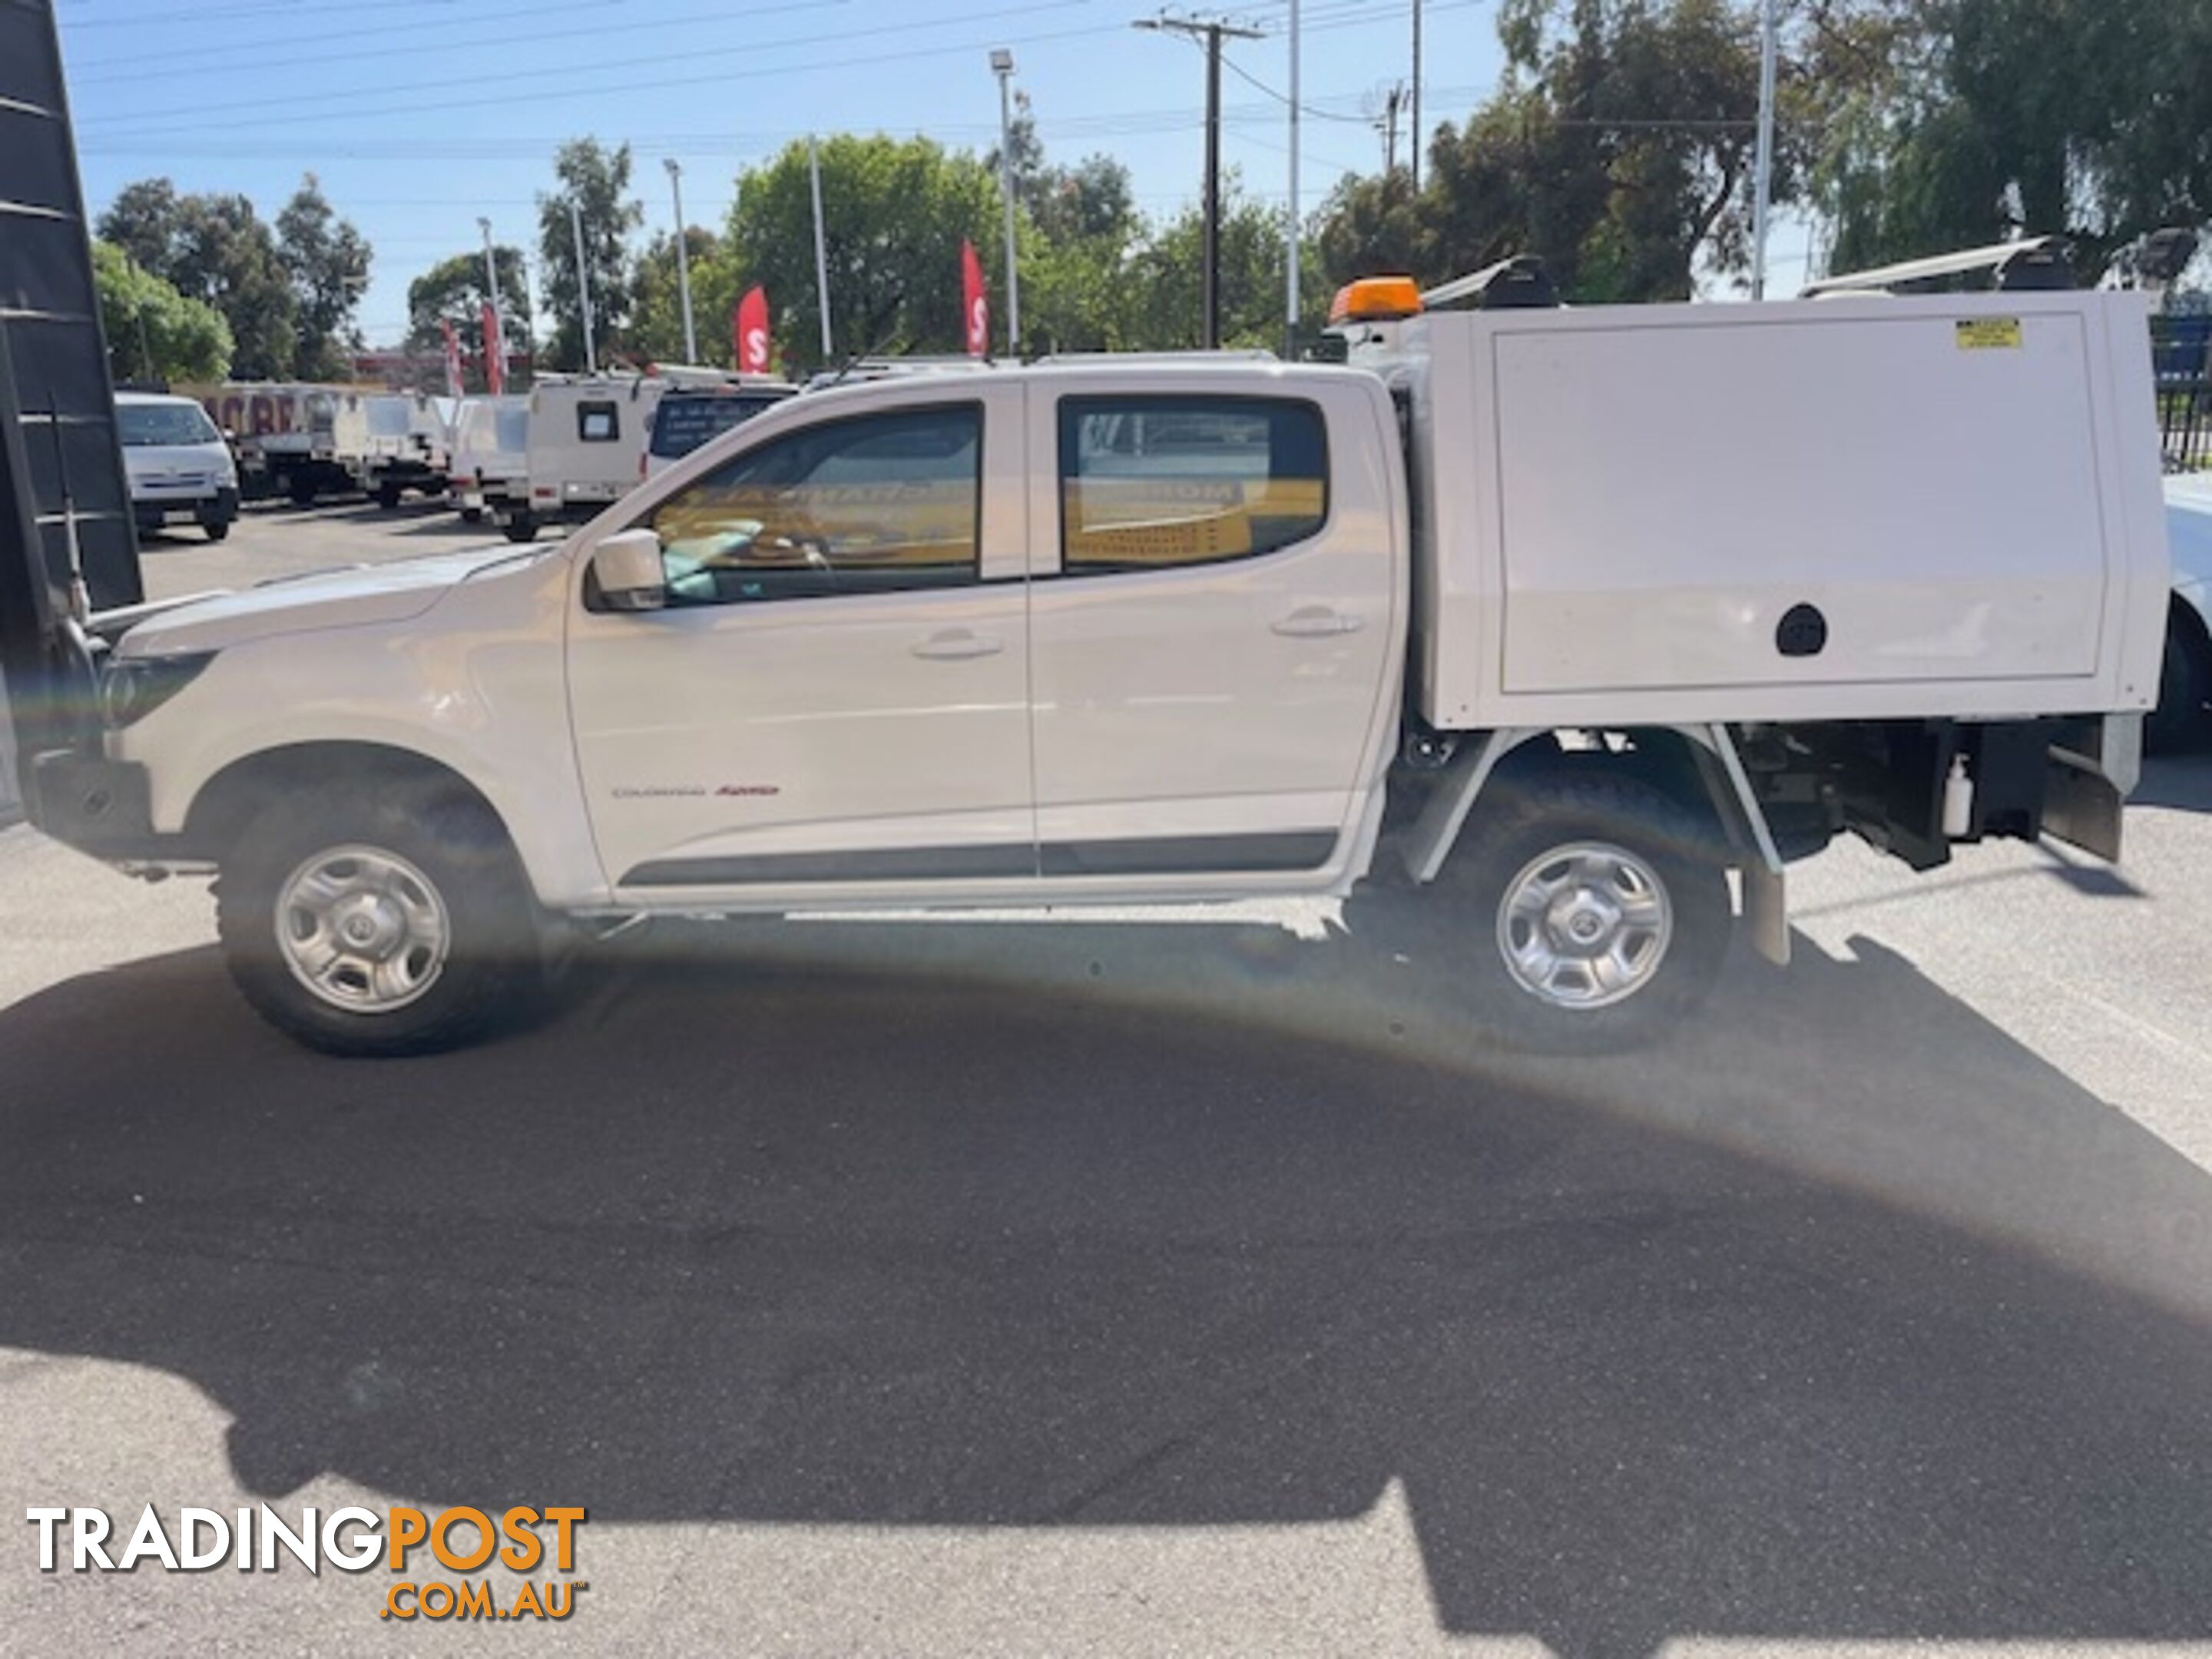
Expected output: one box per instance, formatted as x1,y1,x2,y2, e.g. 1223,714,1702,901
1058,396,1330,572
578,401,620,442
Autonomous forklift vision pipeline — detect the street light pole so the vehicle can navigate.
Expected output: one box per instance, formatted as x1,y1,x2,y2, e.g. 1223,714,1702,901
1750,0,1778,299
990,47,1021,355
664,158,698,363
809,134,833,359
1286,0,1300,343
568,197,597,374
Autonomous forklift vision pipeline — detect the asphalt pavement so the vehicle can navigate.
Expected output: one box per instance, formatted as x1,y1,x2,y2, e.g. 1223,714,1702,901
3,498,2211,1657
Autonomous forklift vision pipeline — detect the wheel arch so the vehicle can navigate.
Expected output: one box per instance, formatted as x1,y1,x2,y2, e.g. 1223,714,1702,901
187,741,515,866
1402,724,1789,965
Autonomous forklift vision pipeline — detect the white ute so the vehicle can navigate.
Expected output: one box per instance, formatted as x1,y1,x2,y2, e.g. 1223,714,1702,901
22,264,2169,1056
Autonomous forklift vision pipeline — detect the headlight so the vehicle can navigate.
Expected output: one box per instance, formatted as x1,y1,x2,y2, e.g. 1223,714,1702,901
102,652,216,730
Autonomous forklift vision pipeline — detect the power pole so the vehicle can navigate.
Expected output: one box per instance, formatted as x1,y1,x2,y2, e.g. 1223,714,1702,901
1135,12,1264,350
1375,81,1405,180
1750,0,1778,299
1409,0,1422,193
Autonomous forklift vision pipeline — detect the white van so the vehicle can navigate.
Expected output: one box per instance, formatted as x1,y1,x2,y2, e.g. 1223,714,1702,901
447,395,528,524
114,391,239,541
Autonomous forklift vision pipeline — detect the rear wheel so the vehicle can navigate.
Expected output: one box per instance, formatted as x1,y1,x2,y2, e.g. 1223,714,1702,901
502,511,538,544
459,505,484,524
375,478,403,509
1438,769,1732,1052
217,781,543,1056
286,473,316,505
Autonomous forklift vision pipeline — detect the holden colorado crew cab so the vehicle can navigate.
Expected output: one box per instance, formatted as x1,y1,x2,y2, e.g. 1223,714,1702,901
18,273,2170,1056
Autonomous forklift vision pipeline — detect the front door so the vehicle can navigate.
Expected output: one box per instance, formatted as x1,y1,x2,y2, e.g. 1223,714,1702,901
567,388,1035,897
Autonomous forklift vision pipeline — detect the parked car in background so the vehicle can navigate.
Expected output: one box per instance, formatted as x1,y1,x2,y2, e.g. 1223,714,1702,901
114,391,238,541
2157,473,2212,748
448,394,528,524
644,379,796,479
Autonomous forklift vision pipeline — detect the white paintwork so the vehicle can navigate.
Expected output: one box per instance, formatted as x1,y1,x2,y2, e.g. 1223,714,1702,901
94,316,2169,922
1022,367,1406,876
184,383,373,469
449,394,528,511
1394,292,2169,728
2167,472,2212,637
521,376,665,518
114,392,236,517
568,379,1036,898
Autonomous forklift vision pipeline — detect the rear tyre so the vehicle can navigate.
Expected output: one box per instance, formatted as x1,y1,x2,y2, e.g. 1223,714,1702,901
217,781,543,1057
376,478,403,510
2147,613,2210,753
502,512,538,544
459,506,484,524
286,473,316,505
1437,769,1732,1053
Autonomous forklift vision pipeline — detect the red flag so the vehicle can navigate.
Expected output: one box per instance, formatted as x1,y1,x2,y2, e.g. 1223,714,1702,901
961,239,988,357
734,286,770,373
439,318,464,397
481,302,506,396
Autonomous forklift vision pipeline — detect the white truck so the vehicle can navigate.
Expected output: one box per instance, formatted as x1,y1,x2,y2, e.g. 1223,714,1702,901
498,372,667,543
356,393,455,509
16,276,2168,1057
447,394,530,525
188,382,372,504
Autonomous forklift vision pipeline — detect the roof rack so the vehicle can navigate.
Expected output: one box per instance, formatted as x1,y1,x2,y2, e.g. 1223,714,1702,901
1800,235,2072,297
1422,254,1558,311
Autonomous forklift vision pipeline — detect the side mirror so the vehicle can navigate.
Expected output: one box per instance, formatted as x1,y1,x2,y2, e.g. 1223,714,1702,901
591,528,667,613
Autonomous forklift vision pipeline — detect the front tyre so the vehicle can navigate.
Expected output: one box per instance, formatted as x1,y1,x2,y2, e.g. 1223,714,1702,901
217,783,542,1056
201,518,230,541
1441,770,1732,1052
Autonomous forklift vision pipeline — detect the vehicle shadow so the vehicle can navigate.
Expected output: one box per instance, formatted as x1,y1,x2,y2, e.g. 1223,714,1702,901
3,912,2211,1656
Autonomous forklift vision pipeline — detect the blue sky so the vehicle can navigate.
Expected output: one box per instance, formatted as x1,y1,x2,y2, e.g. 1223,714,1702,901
55,0,1496,343
57,0,1813,343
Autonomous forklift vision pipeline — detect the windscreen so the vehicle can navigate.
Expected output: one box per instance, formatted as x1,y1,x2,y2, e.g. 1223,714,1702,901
649,393,787,459
115,402,220,447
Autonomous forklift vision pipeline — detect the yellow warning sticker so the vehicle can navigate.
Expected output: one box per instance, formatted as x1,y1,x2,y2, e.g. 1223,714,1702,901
1955,317,2024,350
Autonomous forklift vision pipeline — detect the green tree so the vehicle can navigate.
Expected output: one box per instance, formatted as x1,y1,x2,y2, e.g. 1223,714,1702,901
1313,0,1795,303
276,174,372,381
632,226,740,367
727,134,1001,371
1131,174,1320,349
1812,0,2212,282
537,137,643,371
92,240,232,384
405,247,533,366
97,180,300,376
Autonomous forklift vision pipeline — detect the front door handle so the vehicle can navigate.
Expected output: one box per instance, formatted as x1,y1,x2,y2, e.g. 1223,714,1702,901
1271,605,1363,638
911,628,1003,661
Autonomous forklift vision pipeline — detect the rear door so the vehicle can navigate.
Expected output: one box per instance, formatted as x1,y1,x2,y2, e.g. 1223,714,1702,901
1022,378,1402,884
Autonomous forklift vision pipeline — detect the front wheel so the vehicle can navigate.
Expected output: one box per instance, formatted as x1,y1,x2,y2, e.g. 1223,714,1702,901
202,518,231,541
1439,770,1733,1052
217,782,543,1056
2147,615,2209,753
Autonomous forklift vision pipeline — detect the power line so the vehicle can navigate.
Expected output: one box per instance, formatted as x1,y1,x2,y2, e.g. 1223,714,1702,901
81,0,1100,131
68,0,834,82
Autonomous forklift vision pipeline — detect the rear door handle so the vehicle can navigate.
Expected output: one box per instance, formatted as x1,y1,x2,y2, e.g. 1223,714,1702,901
911,628,1003,661
1271,605,1363,638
